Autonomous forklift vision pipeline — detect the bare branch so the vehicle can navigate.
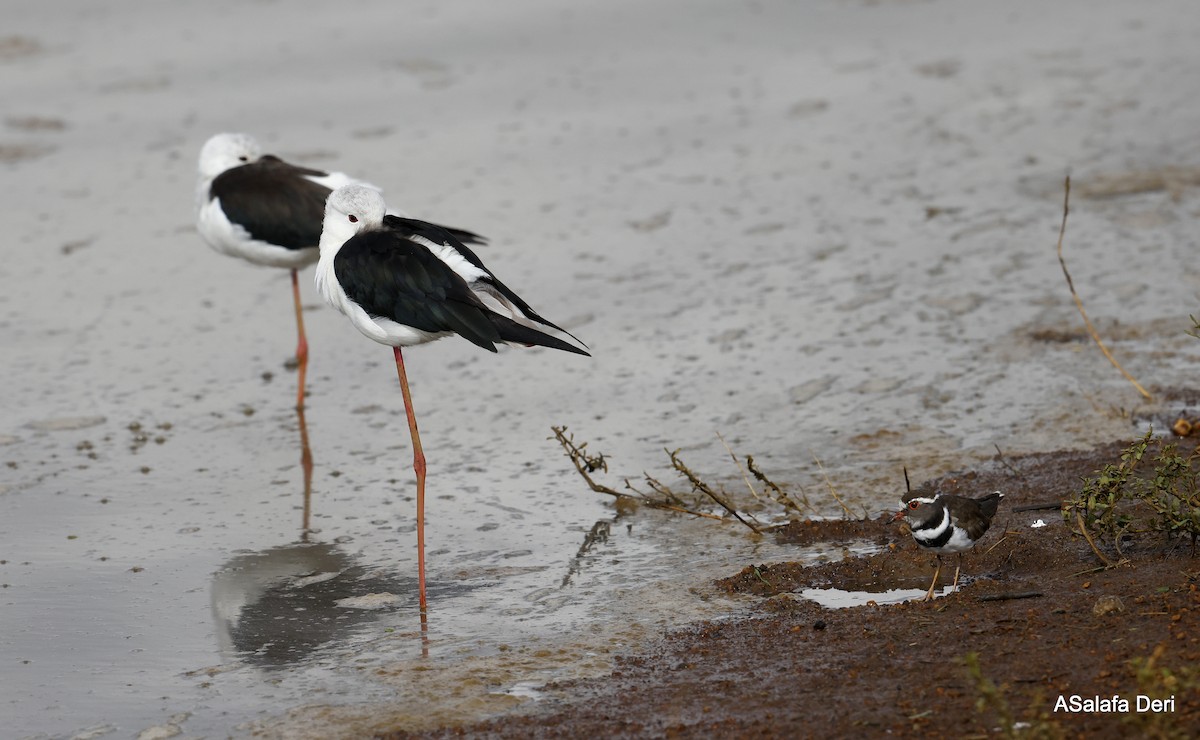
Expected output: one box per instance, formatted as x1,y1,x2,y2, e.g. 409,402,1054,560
1054,176,1151,400
668,448,762,533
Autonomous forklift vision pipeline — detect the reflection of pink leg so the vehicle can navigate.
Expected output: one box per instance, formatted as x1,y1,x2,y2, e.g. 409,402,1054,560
393,346,427,613
291,269,309,410
297,406,314,540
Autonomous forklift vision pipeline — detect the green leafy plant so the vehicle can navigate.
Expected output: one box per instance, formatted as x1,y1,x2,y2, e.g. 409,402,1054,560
1125,644,1199,739
1144,445,1200,543
963,653,1062,739
1186,314,1200,341
1067,430,1200,564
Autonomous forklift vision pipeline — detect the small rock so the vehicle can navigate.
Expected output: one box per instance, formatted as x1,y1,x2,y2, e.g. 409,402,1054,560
1093,595,1125,617
27,416,106,432
789,376,836,405
628,210,671,232
135,712,188,740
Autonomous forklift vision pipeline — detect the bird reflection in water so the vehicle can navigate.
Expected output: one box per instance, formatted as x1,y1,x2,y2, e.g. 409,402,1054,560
211,407,435,668
210,541,411,668
296,406,314,540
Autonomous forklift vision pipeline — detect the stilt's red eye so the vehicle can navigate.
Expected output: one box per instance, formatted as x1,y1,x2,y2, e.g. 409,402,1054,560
348,215,358,223
908,500,920,509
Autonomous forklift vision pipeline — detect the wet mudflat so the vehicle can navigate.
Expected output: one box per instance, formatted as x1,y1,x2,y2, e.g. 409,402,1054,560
4,0,1200,737
387,440,1200,738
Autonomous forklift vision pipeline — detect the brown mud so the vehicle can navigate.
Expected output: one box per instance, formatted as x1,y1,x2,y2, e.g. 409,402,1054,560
380,438,1200,738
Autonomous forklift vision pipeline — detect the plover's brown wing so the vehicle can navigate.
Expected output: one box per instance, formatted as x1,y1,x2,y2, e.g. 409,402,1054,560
944,493,1003,542
977,491,1003,520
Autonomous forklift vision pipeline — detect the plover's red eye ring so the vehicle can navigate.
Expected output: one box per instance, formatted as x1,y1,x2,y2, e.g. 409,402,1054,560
348,215,358,223
908,500,920,509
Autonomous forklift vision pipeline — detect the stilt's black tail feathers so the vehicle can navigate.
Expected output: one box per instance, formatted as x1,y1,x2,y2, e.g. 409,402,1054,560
444,226,488,246
525,311,589,350
489,314,590,356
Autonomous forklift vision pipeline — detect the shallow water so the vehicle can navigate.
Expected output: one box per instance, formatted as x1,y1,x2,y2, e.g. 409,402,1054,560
4,0,1200,736
798,587,933,608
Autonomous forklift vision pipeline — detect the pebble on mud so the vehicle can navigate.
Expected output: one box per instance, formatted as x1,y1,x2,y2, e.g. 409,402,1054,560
1092,595,1125,617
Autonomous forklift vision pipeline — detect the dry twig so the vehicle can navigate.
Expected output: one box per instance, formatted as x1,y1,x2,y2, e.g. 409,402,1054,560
717,431,766,506
668,449,762,533
813,453,854,519
550,426,723,520
1012,502,1062,512
1054,175,1152,400
992,444,1025,480
977,591,1043,602
553,426,857,531
551,425,622,497
1075,509,1117,568
747,455,811,515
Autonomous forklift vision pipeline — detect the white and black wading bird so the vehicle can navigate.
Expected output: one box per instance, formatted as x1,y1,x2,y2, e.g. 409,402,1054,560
316,184,589,611
895,490,1004,601
195,133,484,409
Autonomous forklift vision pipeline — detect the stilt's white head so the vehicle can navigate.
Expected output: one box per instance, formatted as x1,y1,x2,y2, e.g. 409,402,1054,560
197,133,262,181
320,184,388,254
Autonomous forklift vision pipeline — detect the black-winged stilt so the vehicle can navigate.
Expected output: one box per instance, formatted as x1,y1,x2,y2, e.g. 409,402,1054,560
316,184,589,611
194,133,485,409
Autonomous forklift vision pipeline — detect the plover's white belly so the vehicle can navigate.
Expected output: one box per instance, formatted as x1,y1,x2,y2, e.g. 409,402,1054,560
911,508,977,552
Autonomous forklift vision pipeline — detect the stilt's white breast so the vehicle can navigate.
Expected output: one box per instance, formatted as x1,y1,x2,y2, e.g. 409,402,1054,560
197,195,318,269
314,242,449,348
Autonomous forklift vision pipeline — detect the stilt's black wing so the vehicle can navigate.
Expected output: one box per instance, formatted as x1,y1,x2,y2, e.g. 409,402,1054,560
438,226,487,246
381,215,586,347
333,231,502,352
211,156,331,249
382,216,490,268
